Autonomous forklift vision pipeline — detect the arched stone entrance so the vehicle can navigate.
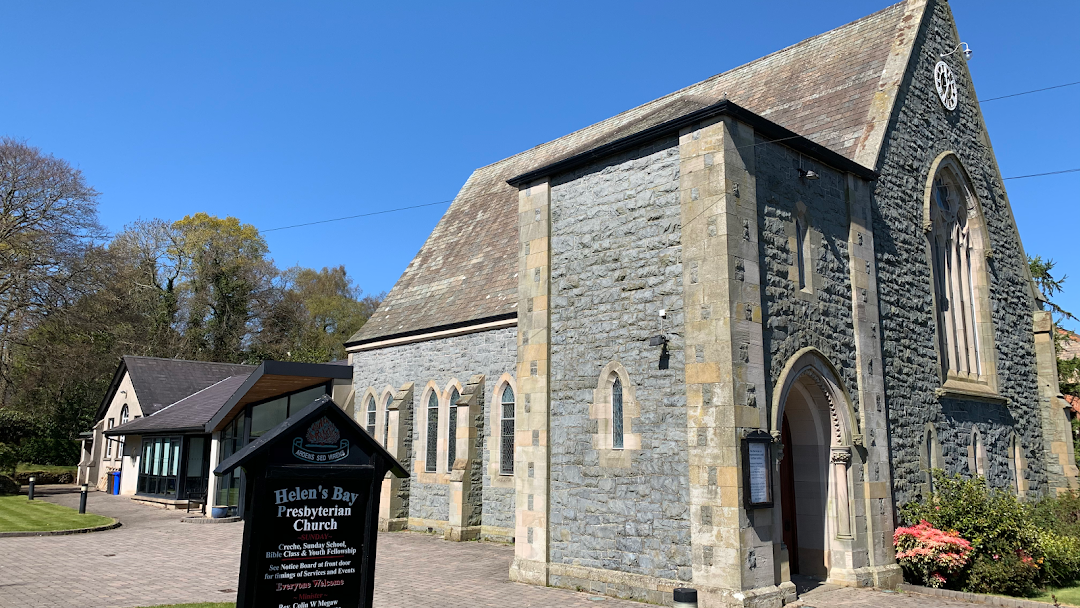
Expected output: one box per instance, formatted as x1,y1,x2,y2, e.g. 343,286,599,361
772,349,857,584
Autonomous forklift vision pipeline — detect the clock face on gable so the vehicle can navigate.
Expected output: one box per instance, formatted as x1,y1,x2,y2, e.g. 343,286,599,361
934,61,958,111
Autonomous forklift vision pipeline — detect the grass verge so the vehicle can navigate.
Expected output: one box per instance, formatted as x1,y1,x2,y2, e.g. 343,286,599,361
16,463,77,475
0,494,113,533
1031,583,1080,606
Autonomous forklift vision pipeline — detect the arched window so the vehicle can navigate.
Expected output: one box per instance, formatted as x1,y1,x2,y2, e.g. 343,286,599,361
795,217,809,290
1010,434,1024,495
924,428,939,493
612,377,624,450
426,390,439,473
447,388,460,471
928,163,986,380
383,393,392,447
366,396,376,436
500,385,515,475
118,405,129,458
971,428,986,477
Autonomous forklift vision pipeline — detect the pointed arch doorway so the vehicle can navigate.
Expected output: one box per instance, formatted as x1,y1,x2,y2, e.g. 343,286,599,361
774,350,856,583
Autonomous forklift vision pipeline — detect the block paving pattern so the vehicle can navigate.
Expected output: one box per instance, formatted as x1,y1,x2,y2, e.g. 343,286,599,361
0,486,989,608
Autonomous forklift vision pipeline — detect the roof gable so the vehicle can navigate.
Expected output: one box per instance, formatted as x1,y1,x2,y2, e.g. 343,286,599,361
349,0,926,344
106,375,250,435
123,356,255,416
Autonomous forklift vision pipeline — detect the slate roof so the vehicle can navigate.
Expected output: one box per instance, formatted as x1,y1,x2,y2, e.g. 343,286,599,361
348,1,922,345
122,356,255,416
105,375,250,435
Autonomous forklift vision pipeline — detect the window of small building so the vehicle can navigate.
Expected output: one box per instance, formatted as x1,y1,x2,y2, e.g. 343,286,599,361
250,397,287,437
426,390,439,472
447,388,460,472
106,418,115,458
366,395,377,436
118,406,129,458
136,435,182,497
612,377,624,450
500,385,515,476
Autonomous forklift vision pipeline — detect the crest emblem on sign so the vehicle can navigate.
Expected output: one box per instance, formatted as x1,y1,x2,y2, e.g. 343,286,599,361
292,416,350,463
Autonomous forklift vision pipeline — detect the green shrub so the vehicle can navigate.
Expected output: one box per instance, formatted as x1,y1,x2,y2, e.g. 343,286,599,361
15,438,79,466
900,471,1041,562
966,551,1042,597
0,475,18,495
1032,490,1080,539
14,471,74,485
0,443,17,476
1037,528,1080,587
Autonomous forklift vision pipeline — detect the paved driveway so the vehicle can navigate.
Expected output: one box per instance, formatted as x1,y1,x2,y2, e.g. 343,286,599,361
0,487,984,608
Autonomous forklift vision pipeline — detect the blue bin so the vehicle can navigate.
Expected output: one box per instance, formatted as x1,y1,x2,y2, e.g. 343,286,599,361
110,471,121,495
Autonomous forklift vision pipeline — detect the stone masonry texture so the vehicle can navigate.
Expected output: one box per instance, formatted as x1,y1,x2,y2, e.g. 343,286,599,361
756,139,860,415
547,136,691,582
873,0,1045,507
351,327,518,532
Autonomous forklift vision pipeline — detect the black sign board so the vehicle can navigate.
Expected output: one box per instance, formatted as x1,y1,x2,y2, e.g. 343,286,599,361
215,395,407,608
743,430,774,510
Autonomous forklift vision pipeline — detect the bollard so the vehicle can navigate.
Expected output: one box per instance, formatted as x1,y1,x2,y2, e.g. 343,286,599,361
27,476,35,501
673,587,698,608
79,484,89,514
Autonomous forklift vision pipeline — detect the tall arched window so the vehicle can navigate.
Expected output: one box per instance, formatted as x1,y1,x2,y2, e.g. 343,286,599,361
928,163,986,380
924,428,939,493
500,385,515,475
612,377,624,450
447,388,460,471
366,396,376,436
120,405,129,425
1010,434,1024,495
426,390,439,472
971,428,986,477
382,393,392,447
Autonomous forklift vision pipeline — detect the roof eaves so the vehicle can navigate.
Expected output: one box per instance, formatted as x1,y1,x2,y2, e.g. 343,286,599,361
507,100,878,188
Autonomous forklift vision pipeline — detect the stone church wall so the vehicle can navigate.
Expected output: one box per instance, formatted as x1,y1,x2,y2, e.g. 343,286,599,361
754,139,860,415
350,326,518,532
547,136,692,582
872,0,1044,506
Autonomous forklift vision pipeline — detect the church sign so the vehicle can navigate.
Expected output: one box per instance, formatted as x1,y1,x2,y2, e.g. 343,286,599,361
215,395,407,608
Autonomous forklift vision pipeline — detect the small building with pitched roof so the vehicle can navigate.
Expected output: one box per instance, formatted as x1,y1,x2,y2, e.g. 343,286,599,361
81,357,353,516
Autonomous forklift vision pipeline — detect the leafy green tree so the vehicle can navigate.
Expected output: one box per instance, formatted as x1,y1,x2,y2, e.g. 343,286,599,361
173,213,275,362
0,138,104,406
1030,256,1079,396
253,265,381,363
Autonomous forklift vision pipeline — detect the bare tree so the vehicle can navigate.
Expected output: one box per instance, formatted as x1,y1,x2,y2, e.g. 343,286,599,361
0,138,104,405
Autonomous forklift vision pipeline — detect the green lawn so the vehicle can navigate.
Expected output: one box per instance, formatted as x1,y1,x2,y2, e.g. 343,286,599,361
0,495,113,533
16,463,77,475
1031,584,1080,607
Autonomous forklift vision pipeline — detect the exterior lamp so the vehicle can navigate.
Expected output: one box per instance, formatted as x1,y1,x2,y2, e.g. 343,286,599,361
941,42,972,61
798,168,820,180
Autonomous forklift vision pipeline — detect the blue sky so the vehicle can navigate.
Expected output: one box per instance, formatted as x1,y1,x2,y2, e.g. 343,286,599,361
3,1,1078,329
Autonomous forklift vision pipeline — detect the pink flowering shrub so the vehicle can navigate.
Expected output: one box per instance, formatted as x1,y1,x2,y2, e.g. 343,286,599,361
894,520,973,588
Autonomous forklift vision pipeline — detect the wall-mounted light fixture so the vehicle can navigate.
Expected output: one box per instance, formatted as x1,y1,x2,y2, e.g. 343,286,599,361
798,168,819,180
941,42,972,61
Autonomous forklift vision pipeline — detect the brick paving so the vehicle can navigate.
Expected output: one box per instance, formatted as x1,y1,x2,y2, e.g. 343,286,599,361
0,486,991,608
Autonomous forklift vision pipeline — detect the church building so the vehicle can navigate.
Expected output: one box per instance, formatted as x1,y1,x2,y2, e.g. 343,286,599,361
344,1,1079,605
